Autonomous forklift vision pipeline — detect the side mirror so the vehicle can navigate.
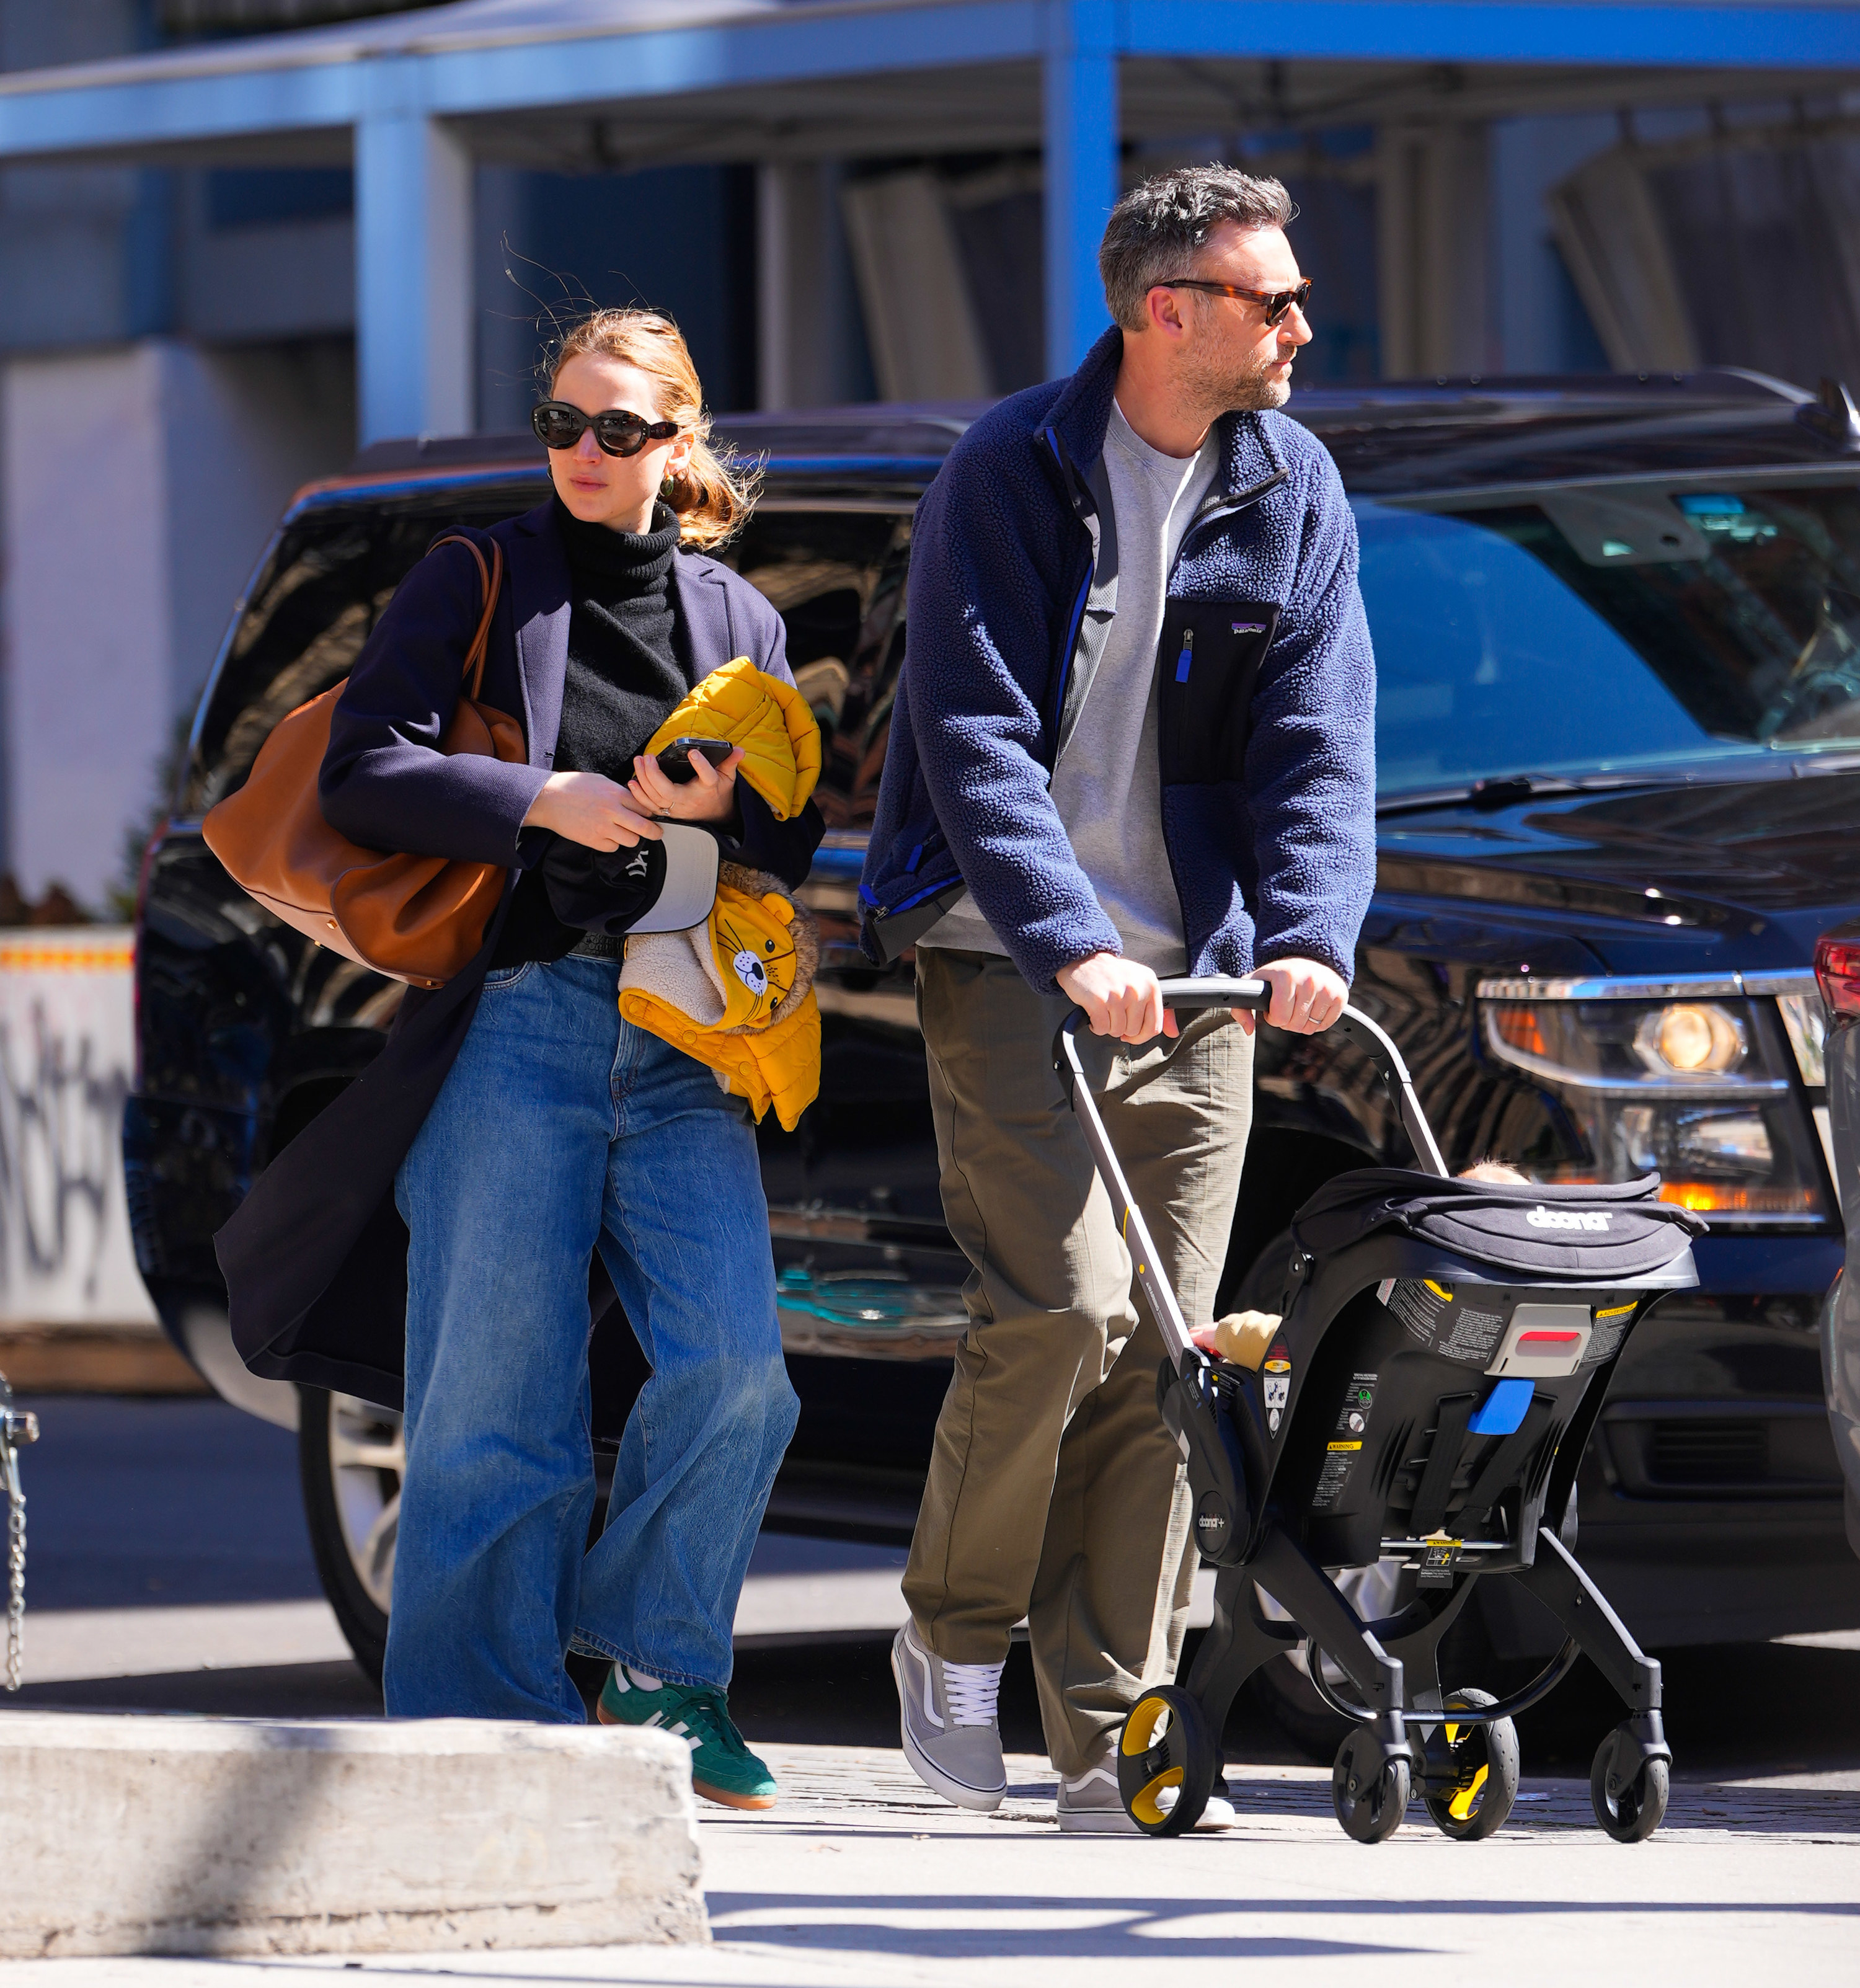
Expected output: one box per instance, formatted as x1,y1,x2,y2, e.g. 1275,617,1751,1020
1797,376,1860,450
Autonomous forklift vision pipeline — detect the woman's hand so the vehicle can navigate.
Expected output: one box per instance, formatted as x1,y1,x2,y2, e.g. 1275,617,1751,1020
521,771,663,851
627,743,745,825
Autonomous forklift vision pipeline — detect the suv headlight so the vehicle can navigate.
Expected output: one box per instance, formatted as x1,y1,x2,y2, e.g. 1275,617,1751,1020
1476,985,1826,1223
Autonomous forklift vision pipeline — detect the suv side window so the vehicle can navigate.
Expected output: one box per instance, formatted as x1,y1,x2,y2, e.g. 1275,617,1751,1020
180,494,538,819
722,507,911,828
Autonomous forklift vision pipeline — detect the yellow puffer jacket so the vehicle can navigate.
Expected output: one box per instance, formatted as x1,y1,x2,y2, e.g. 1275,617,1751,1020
642,655,822,822
618,661,823,1130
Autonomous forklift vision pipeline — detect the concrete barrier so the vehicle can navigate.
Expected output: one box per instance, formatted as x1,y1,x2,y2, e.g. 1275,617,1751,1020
0,1711,708,1957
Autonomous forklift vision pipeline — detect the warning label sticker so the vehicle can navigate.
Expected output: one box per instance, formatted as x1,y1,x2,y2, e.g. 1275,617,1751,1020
1311,1372,1378,1510
1334,1370,1378,1438
1312,1447,1355,1510
1384,1280,1520,1365
1385,1278,1450,1344
1440,1307,1505,1362
1262,1340,1291,1437
1419,1535,1464,1589
1586,1302,1636,1362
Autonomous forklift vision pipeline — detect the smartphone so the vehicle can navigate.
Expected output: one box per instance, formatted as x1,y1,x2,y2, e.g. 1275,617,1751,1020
655,735,735,784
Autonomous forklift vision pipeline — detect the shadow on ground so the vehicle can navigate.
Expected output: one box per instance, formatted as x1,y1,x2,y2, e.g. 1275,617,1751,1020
4,1661,384,1718
702,1889,1859,1965
725,1628,1860,1783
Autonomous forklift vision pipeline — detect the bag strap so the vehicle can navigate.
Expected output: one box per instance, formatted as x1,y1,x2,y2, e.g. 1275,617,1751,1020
428,533,505,703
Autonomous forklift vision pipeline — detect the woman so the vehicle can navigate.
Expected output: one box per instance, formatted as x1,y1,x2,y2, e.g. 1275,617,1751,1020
314,309,817,1806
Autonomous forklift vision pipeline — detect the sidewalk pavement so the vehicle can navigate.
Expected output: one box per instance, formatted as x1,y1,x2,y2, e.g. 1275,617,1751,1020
0,1744,1854,1987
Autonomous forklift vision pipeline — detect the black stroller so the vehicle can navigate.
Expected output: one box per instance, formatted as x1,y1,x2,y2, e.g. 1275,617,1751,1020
1056,978,1703,1844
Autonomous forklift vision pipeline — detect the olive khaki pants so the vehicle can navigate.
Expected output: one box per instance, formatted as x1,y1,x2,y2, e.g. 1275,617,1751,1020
905,947,1254,1775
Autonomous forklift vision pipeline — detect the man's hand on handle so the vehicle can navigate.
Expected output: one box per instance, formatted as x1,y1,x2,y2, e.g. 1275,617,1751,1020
1058,951,1348,1044
1241,957,1348,1037
1056,954,1174,1044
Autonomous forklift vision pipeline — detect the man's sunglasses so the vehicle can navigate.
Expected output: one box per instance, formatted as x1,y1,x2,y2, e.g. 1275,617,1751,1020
532,401,680,457
1158,277,1313,326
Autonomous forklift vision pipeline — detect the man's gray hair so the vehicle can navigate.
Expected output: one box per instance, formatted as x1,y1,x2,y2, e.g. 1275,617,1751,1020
1099,166,1295,331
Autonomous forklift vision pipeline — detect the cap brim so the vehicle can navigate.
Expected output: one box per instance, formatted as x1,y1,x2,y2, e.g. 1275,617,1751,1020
626,823,719,933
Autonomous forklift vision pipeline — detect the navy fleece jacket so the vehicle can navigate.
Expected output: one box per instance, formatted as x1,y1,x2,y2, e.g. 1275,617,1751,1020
859,327,1376,992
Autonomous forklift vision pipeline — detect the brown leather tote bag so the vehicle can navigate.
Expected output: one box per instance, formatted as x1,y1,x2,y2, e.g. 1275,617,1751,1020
203,535,525,990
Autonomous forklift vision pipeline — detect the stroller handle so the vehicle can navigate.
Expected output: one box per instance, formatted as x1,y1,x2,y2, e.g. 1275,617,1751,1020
1055,986,1447,1362
1158,978,1446,1178
1055,983,1448,1360
1157,975,1270,1014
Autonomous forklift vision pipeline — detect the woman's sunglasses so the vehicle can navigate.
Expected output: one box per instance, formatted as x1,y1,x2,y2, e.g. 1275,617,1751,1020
532,401,680,458
1158,277,1314,326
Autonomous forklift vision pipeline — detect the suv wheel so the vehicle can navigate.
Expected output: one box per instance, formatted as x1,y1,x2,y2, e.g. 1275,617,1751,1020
298,1387,402,1685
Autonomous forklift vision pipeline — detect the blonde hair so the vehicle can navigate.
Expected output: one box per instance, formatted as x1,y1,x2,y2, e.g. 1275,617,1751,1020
546,308,758,551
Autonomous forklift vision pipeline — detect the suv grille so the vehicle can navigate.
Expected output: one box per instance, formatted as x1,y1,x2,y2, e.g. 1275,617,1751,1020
1649,1419,1768,1486
1603,1402,1843,1498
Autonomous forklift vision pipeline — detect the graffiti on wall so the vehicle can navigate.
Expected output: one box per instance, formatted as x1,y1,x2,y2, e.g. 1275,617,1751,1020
0,931,156,1325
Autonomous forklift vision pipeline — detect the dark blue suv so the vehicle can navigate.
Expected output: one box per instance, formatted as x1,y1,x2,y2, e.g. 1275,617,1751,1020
126,373,1860,1702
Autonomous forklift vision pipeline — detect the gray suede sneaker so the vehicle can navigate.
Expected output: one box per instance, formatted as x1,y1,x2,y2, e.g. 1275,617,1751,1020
1057,1760,1238,1834
891,1622,1007,1812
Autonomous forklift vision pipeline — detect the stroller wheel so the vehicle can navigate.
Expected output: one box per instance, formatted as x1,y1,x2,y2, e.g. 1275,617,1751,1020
1332,1726,1411,1844
1117,1687,1218,1837
1420,1690,1520,1840
1590,1727,1670,1842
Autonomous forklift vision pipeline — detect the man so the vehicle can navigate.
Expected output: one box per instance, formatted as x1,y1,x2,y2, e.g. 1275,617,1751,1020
859,167,1376,1832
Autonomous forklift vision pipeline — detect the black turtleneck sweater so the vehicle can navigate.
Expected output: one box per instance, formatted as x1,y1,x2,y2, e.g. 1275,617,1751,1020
490,499,692,966
551,499,688,778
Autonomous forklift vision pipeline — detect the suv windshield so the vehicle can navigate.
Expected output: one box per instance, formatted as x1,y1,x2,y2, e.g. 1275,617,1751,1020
1360,479,1860,796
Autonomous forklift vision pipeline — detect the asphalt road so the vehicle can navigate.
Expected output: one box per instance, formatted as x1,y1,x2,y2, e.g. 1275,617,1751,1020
6,1391,1860,1788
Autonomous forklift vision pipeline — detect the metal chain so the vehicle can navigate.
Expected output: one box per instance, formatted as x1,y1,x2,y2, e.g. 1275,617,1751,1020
4,1473,22,1692
0,1369,36,1693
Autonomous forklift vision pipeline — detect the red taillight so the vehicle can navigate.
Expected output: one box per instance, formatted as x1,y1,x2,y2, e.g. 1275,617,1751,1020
1817,934,1860,1021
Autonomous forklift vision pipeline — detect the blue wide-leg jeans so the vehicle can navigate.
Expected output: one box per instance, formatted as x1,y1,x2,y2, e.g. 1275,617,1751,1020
386,952,799,1721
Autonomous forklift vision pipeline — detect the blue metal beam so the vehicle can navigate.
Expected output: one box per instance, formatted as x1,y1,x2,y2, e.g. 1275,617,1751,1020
415,2,1043,119
1044,0,1118,380
0,59,360,159
5,3,1856,169
1124,2,1860,69
0,4,1046,162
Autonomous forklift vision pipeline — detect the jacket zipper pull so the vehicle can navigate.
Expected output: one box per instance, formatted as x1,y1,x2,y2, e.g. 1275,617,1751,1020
1174,627,1194,683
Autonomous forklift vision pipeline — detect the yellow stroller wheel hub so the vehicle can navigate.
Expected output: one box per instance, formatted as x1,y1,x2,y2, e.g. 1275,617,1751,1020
1116,1687,1218,1836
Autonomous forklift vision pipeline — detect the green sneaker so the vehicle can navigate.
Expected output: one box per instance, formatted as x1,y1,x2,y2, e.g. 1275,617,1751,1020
597,1663,777,1810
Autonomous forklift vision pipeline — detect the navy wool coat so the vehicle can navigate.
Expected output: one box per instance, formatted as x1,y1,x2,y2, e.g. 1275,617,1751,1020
215,499,818,1409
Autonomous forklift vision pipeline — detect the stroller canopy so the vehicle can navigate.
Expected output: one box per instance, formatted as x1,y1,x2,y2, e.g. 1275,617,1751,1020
1292,1171,1704,1280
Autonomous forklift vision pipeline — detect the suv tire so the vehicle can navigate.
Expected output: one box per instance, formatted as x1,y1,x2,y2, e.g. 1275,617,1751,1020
298,1386,402,1686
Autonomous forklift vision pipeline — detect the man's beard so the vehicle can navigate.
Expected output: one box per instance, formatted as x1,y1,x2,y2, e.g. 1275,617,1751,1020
1183,339,1292,417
